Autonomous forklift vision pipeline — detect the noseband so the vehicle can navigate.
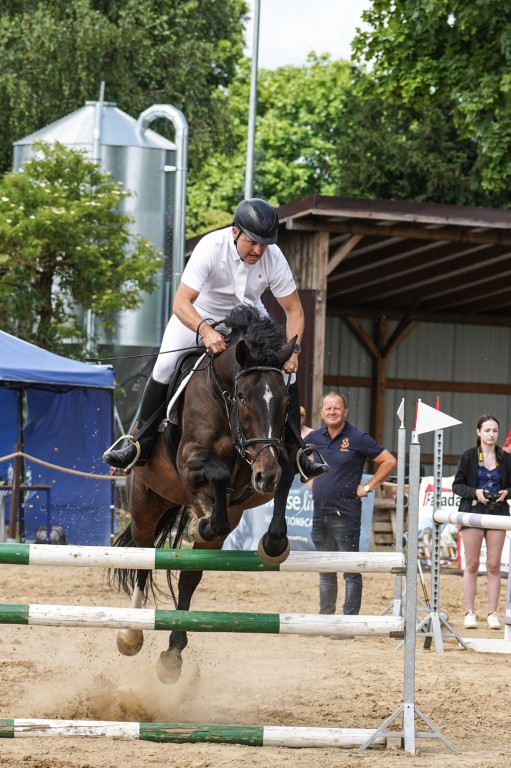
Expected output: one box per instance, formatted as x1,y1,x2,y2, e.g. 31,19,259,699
209,359,286,467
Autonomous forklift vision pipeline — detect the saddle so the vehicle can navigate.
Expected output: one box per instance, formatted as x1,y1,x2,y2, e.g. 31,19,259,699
161,347,207,466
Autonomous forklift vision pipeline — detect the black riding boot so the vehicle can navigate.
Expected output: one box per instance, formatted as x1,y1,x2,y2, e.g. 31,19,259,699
285,382,329,483
102,376,168,470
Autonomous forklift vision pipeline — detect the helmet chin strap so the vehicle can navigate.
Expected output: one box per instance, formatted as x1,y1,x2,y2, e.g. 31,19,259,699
233,228,247,261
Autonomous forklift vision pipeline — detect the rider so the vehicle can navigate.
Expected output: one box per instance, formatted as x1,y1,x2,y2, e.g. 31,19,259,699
103,198,329,482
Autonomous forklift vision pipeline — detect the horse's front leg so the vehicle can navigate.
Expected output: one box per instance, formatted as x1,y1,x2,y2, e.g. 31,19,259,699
187,454,232,542
258,457,292,565
156,568,204,684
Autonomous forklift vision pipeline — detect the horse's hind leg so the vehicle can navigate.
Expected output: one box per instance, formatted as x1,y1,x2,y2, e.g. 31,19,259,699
156,568,203,684
258,458,292,565
117,569,150,656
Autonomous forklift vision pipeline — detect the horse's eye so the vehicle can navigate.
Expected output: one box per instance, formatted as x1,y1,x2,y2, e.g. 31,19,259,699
238,395,246,406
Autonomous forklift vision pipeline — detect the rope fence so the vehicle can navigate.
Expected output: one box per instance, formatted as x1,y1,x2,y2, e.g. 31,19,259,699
0,451,120,481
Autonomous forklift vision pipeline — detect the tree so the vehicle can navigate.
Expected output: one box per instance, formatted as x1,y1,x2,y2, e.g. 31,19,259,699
333,70,510,207
352,0,511,192
186,55,353,235
186,53,501,236
0,0,248,175
0,141,162,356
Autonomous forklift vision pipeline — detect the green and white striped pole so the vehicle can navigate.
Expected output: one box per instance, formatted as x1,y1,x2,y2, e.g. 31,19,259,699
0,718,386,748
0,543,405,573
0,603,403,636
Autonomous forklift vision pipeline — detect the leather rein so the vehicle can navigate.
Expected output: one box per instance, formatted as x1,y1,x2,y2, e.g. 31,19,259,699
207,356,286,468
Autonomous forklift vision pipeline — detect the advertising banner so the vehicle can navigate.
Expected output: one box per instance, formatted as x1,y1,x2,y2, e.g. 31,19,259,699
418,475,510,571
224,474,375,552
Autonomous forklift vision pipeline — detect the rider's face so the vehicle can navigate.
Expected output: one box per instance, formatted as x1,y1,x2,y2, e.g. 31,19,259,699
233,228,268,264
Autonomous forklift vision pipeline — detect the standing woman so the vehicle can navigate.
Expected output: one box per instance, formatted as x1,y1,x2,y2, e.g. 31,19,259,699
453,415,511,630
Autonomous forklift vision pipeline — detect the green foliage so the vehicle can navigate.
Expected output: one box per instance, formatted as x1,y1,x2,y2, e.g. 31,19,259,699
0,0,248,175
352,0,511,191
0,141,162,355
334,70,510,207
186,50,508,235
186,55,352,236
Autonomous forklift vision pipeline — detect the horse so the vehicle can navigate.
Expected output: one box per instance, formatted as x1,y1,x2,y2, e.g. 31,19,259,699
111,304,297,683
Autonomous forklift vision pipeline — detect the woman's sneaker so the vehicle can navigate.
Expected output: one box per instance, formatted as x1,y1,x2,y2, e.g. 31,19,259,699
464,610,477,629
487,612,501,630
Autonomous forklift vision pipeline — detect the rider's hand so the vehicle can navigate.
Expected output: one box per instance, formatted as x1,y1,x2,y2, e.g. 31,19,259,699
283,352,299,374
201,327,227,355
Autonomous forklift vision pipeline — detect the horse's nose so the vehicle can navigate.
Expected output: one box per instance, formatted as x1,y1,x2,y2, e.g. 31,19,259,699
253,467,281,493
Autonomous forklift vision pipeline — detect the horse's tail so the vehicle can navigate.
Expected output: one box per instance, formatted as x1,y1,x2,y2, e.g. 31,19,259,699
107,505,190,602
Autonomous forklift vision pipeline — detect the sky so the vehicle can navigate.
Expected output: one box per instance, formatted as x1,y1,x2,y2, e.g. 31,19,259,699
244,0,373,70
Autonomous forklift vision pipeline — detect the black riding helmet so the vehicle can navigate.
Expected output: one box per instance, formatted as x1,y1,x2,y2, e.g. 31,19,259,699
232,198,279,245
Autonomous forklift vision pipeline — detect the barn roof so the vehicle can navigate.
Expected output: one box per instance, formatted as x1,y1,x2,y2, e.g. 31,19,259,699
277,195,511,327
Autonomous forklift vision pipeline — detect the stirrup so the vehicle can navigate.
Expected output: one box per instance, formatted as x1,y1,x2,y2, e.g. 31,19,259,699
103,434,141,475
296,443,328,482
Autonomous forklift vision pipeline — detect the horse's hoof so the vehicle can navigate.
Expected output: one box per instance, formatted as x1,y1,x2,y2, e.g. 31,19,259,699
257,535,290,565
156,648,183,684
187,516,208,544
117,628,144,656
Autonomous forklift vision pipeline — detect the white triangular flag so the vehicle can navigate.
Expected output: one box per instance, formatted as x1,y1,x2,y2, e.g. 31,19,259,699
396,398,405,425
414,400,462,435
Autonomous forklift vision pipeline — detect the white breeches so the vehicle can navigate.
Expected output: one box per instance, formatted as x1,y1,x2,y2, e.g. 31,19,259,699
152,314,199,384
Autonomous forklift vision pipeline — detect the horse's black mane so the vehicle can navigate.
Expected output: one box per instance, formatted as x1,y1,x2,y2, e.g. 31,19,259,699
224,304,287,366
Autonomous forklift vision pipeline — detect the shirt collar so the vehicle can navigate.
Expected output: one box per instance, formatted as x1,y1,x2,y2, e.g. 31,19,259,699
322,421,349,438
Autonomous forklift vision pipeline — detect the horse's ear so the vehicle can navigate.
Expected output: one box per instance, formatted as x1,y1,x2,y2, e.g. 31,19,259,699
276,336,297,369
235,338,252,367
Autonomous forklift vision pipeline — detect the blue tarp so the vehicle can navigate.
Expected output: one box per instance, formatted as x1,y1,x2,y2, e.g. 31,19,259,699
0,331,115,545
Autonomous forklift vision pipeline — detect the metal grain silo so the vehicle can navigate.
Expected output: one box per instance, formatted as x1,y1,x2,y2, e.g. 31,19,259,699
13,93,188,348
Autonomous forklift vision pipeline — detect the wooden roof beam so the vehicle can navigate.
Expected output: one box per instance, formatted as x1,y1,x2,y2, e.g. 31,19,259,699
286,217,511,246
326,234,363,276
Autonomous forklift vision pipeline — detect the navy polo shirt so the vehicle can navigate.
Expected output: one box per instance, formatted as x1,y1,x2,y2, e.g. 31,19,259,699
310,421,384,518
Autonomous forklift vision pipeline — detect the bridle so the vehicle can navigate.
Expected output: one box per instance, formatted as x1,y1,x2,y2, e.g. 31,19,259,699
208,356,287,468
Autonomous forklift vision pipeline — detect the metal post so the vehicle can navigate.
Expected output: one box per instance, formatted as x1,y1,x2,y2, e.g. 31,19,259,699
415,430,467,651
393,420,406,616
7,444,22,542
359,432,456,754
244,0,260,199
401,436,421,751
423,429,444,650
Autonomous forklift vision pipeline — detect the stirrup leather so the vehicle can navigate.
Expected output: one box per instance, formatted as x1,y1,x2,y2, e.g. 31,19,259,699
104,434,141,475
295,443,328,482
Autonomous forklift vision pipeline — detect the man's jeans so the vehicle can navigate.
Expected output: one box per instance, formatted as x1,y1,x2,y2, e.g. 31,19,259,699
311,510,362,615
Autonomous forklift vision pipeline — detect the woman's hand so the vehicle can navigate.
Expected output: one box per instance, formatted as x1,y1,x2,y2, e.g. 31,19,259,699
475,489,489,504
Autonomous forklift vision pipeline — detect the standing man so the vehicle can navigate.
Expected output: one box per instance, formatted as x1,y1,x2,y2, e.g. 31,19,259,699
103,198,328,482
309,392,396,617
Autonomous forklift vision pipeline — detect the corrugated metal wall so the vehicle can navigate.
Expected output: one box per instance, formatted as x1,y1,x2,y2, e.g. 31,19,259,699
323,317,511,473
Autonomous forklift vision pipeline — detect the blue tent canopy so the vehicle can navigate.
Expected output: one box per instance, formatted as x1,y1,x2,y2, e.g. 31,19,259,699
0,331,115,545
0,330,113,387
